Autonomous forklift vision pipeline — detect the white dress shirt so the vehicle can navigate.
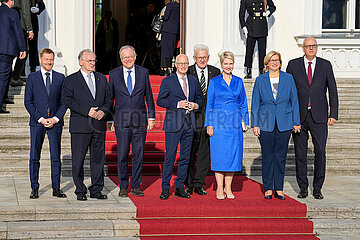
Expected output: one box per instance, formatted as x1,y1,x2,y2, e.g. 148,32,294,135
38,68,59,123
303,56,317,77
123,66,135,91
195,64,208,91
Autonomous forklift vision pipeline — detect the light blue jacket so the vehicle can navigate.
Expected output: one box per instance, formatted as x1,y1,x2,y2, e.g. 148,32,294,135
251,70,300,132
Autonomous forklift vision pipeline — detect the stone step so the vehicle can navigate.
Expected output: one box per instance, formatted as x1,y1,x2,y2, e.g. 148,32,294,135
4,219,138,239
313,219,360,236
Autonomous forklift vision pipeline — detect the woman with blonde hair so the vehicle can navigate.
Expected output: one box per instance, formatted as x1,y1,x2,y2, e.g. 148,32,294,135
205,51,249,200
251,51,300,200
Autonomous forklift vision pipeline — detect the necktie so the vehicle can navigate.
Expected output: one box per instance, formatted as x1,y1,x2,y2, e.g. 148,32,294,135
200,70,206,95
45,72,51,95
127,70,132,95
87,74,95,99
308,62,312,106
181,76,188,99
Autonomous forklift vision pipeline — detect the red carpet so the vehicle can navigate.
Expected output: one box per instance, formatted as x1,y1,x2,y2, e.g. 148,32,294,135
106,75,319,239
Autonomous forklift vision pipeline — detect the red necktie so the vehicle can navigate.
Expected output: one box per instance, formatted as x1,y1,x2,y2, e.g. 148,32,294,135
308,62,312,106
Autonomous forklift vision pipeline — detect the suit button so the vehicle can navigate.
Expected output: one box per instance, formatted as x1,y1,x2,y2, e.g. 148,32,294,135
254,17,256,19
253,8,255,10
260,17,263,20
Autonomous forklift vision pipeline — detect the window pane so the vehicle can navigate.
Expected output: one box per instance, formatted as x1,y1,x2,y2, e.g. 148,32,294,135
356,0,360,29
322,0,347,29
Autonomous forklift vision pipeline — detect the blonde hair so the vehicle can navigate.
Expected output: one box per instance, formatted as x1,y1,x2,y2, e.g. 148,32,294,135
173,0,180,3
264,50,282,71
219,51,235,64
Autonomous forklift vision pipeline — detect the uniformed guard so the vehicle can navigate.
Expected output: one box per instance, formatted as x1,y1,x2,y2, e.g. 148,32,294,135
239,0,276,78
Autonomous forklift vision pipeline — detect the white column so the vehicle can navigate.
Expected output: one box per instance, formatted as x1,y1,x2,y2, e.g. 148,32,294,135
304,0,322,35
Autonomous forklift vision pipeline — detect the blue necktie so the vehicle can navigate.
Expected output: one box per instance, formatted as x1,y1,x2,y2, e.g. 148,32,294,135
127,70,132,95
45,72,51,95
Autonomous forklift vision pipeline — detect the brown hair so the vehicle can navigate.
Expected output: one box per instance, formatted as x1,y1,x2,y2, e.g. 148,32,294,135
264,50,282,71
39,48,55,58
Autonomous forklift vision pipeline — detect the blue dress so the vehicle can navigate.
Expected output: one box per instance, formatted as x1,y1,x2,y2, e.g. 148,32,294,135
204,74,249,172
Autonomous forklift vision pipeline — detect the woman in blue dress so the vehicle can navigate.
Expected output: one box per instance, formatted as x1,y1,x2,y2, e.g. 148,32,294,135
205,51,249,200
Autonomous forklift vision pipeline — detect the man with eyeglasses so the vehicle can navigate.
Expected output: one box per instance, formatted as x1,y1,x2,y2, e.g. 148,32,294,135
286,37,338,200
108,45,155,198
185,44,220,196
157,54,202,200
63,49,113,201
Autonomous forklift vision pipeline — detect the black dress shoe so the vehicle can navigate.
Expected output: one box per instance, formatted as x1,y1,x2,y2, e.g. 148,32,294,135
118,188,128,197
274,192,286,200
160,189,169,200
0,108,10,114
53,188,67,198
194,187,207,195
174,188,191,198
244,67,252,79
29,189,39,199
264,194,272,199
313,189,324,199
77,193,87,201
297,188,308,198
90,192,108,199
130,188,144,196
185,186,193,195
4,99,14,104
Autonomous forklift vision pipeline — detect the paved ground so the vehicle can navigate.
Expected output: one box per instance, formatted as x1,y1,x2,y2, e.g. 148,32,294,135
0,175,358,239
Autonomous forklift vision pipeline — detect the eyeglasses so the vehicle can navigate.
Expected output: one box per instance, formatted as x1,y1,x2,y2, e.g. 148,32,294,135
195,56,208,60
303,44,318,49
176,62,189,66
269,59,280,63
82,59,97,63
121,56,135,60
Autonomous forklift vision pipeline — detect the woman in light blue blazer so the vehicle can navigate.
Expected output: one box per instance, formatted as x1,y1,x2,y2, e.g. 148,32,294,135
251,51,301,200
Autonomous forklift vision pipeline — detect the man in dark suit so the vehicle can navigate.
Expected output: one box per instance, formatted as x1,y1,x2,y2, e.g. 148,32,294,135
64,49,113,201
157,54,202,200
286,37,338,200
239,0,276,78
185,44,220,196
28,0,45,73
24,48,67,199
0,0,26,114
108,45,155,197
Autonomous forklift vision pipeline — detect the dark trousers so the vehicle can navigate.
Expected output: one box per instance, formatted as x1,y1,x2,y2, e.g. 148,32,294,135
259,126,291,191
71,132,106,195
185,126,210,188
29,126,62,190
162,116,194,189
160,32,177,68
0,54,14,109
13,30,28,80
115,126,146,189
244,36,267,69
293,110,328,190
28,31,39,69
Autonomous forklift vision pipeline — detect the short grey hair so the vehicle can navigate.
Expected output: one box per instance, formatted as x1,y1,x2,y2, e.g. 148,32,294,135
78,49,95,60
175,54,188,63
193,44,209,56
119,45,136,57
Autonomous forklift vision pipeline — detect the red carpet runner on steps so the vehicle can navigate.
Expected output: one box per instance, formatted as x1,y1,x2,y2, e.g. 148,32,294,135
106,75,319,239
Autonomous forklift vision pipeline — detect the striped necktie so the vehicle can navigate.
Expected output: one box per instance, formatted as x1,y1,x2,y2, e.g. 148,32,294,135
200,70,206,95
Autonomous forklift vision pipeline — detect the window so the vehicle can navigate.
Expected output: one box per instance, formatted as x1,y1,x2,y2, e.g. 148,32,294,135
322,0,360,31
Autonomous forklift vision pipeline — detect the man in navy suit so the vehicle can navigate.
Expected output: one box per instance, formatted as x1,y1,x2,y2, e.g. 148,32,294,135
64,49,113,201
0,0,26,113
287,37,338,200
24,48,67,199
157,54,202,200
108,45,155,197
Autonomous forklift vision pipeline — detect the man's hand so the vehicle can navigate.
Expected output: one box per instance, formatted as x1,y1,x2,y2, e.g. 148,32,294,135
41,118,54,128
253,127,260,137
263,11,270,17
19,51,26,59
327,118,336,126
88,107,98,118
178,100,188,109
187,102,198,111
148,119,155,130
207,126,214,137
94,110,105,120
293,125,301,133
28,31,34,40
108,122,115,132
242,27,248,36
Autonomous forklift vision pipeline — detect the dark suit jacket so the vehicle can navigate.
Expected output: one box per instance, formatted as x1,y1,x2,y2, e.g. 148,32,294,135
30,0,45,32
108,65,155,128
63,70,113,133
239,0,276,37
0,4,26,56
24,70,67,127
13,0,32,32
286,57,338,124
157,73,202,132
161,1,180,34
187,64,221,129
